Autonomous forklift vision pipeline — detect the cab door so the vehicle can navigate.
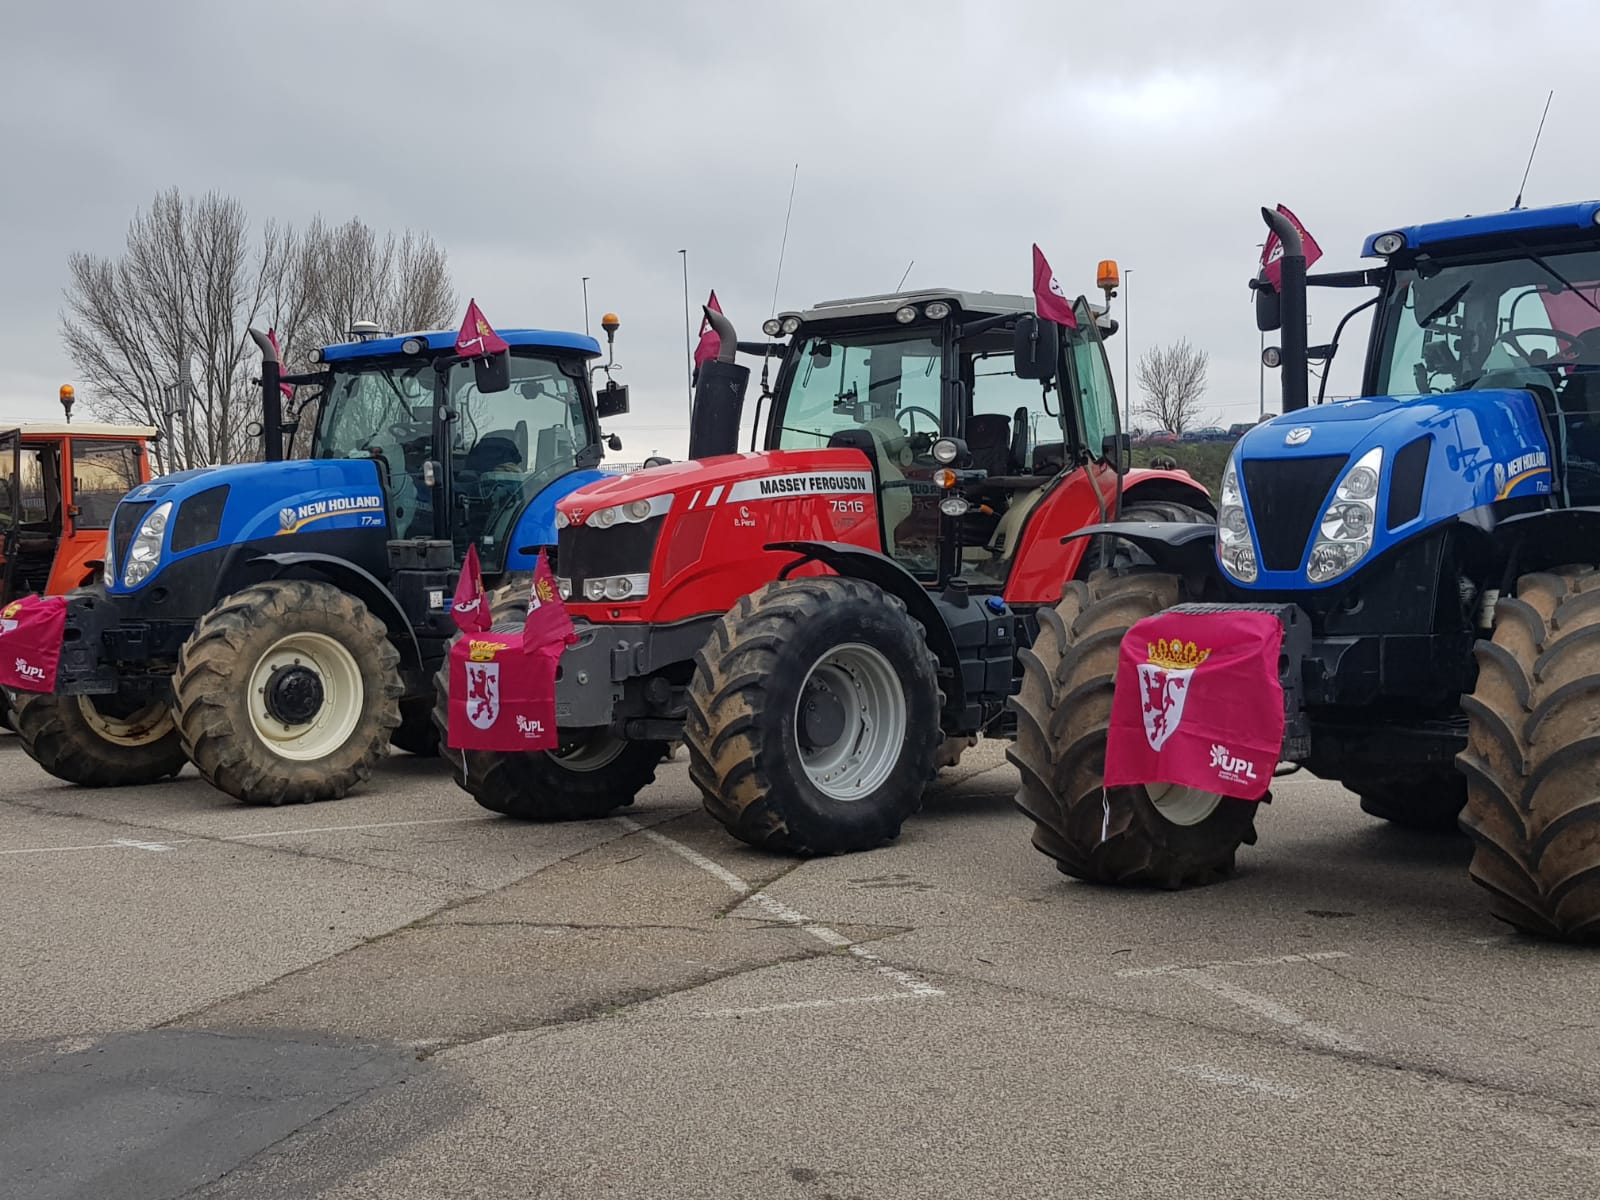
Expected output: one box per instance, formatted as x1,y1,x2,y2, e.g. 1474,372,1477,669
1002,297,1126,605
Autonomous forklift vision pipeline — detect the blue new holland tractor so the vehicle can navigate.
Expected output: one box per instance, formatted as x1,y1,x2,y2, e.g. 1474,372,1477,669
9,318,631,804
1012,200,1600,939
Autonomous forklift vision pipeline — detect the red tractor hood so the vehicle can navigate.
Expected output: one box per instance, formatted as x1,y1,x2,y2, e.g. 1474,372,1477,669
555,449,874,522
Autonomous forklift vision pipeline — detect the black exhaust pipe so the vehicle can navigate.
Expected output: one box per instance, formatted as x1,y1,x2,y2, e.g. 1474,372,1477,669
1261,206,1309,413
687,306,749,459
247,327,285,462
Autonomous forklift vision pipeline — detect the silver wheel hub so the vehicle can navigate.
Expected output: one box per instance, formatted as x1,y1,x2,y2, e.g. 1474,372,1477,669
795,642,908,802
247,632,364,762
1146,781,1225,826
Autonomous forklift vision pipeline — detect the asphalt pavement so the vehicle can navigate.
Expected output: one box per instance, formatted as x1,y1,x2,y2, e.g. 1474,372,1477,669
2,735,1598,1199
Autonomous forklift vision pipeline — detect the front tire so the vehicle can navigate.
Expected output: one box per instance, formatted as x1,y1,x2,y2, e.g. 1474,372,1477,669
1459,566,1600,940
685,577,941,855
1009,568,1258,887
10,689,186,787
432,595,664,820
173,581,402,805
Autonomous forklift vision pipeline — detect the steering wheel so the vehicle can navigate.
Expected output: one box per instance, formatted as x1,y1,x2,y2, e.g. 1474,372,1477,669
897,406,941,438
388,420,429,443
1494,327,1583,365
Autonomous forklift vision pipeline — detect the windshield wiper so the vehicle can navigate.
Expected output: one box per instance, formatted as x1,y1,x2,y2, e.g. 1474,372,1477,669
1518,246,1600,318
1418,283,1472,328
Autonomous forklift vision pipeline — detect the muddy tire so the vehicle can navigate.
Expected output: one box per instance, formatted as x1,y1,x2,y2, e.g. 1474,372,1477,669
391,699,440,757
1458,565,1600,940
1356,774,1466,831
1010,568,1259,886
432,596,663,820
173,581,402,805
686,577,941,855
10,688,186,787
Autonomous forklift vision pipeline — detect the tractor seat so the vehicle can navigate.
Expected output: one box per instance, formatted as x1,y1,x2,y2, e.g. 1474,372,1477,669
966,414,1013,479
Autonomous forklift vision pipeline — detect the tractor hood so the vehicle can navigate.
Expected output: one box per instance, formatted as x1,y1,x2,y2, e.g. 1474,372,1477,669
1229,388,1554,589
555,448,875,523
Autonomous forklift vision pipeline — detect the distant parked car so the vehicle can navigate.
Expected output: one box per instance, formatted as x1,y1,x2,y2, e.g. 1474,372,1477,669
1135,429,1178,447
1227,422,1255,439
1180,426,1229,443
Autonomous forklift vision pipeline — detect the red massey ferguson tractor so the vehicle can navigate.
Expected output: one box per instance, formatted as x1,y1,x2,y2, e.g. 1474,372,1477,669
438,282,1215,853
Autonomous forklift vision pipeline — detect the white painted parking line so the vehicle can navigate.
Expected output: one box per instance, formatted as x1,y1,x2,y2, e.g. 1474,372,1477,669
700,991,931,1019
1116,951,1351,978
1171,1064,1303,1101
0,814,499,857
1174,968,1363,1052
614,815,946,1009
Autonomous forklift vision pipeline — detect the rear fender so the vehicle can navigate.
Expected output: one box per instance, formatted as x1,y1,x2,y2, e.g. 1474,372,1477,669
242,551,420,671
1492,507,1600,581
1120,467,1216,517
767,540,964,715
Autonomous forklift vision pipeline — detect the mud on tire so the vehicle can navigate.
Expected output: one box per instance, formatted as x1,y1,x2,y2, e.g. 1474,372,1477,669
9,688,186,787
1459,565,1600,940
685,577,941,855
432,595,663,820
173,580,402,805
1009,567,1259,887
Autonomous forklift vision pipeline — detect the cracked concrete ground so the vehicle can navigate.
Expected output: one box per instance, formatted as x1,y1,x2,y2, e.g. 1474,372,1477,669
3,737,1599,1198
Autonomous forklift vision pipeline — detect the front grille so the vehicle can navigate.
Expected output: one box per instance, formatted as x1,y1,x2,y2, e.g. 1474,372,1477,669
1242,455,1347,572
111,500,155,576
557,515,665,590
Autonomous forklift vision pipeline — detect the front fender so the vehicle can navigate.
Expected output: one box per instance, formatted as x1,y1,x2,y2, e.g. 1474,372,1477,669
246,551,420,669
1062,520,1221,580
766,540,964,714
1493,507,1600,579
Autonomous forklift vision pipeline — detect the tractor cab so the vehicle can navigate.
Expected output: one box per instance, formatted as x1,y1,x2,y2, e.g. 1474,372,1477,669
293,326,627,577
0,419,154,601
757,289,1127,593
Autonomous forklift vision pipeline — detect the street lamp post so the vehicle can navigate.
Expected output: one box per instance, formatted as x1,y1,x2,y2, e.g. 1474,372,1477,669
581,276,591,337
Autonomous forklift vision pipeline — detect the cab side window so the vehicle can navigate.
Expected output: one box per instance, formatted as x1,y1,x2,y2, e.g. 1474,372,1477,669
1068,299,1120,459
71,440,144,529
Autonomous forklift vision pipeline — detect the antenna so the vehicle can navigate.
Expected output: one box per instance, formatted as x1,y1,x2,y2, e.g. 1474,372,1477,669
1513,90,1554,210
896,260,915,291
769,163,800,319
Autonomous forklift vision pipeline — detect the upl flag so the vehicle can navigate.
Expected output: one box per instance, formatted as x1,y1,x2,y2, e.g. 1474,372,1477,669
693,290,723,368
456,299,510,358
1259,205,1324,288
1032,245,1078,329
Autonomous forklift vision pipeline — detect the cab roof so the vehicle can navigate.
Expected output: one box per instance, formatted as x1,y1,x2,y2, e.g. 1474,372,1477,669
319,328,601,362
0,422,158,439
779,288,1112,329
1361,200,1600,258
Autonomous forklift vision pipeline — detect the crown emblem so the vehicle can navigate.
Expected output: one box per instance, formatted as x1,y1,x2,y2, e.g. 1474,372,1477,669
1145,637,1212,671
468,638,510,662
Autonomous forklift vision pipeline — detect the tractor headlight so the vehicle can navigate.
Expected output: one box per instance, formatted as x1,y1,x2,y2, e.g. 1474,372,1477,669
931,438,961,465
586,494,673,526
581,573,649,602
924,300,952,320
895,305,919,324
102,529,115,587
123,501,172,588
1372,232,1406,256
763,318,783,337
556,576,572,601
1216,458,1257,583
554,509,569,530
1307,447,1383,584
781,316,802,335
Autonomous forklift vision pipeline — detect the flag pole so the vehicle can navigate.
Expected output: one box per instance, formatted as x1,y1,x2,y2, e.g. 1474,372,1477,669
581,276,591,336
679,249,692,421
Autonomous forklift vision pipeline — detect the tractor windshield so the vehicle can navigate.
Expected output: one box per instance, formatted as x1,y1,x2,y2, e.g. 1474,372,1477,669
315,359,435,540
444,352,597,569
1374,247,1600,398
775,329,944,574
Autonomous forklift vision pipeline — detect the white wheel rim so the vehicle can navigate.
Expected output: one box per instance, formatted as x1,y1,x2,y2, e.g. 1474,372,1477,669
1146,781,1224,826
551,732,627,772
795,642,908,801
246,632,365,762
76,696,174,747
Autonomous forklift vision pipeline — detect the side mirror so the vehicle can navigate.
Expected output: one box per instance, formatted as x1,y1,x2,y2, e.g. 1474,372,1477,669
1012,314,1060,382
597,381,630,417
1101,432,1131,474
474,350,511,394
1253,276,1282,332
606,433,623,452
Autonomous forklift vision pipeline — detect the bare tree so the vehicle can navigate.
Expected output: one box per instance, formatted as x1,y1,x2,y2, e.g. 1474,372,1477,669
1135,339,1210,434
62,188,455,472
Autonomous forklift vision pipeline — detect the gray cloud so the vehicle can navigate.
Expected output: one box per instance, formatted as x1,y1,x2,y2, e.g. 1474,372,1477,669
3,0,1597,453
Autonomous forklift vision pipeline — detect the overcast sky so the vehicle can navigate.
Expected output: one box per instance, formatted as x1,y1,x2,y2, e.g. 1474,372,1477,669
3,0,1597,457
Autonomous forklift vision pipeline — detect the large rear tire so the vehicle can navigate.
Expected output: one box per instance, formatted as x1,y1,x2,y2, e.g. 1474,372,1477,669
686,577,941,855
433,595,664,820
1010,567,1259,887
10,689,186,787
173,581,402,805
1459,565,1600,940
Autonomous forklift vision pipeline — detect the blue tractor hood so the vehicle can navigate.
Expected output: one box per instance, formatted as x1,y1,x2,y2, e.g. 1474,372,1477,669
1231,389,1554,588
